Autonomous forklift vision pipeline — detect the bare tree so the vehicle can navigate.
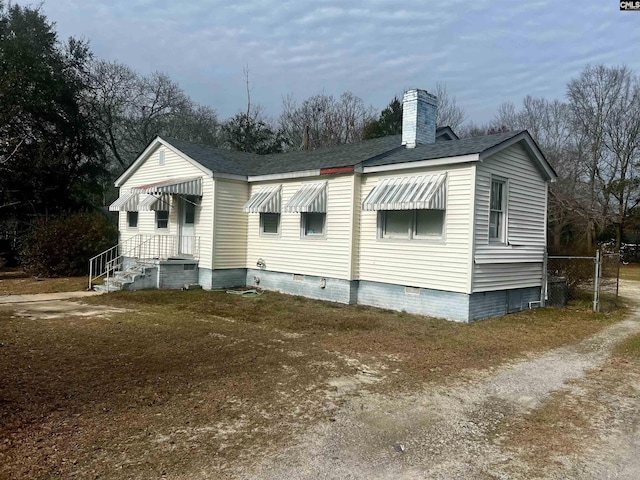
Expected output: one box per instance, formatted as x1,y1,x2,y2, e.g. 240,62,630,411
279,91,376,150
88,61,221,172
87,60,138,170
434,82,466,131
568,64,640,250
600,68,640,248
220,66,287,154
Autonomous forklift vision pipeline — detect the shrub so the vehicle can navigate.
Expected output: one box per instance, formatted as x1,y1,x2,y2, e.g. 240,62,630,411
20,212,118,277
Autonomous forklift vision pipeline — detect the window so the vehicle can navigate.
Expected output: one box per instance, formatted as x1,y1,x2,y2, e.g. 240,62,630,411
260,213,280,234
415,210,444,237
184,197,196,224
156,210,169,229
383,210,412,238
380,210,444,240
158,150,165,166
127,211,138,229
302,212,325,236
489,179,506,242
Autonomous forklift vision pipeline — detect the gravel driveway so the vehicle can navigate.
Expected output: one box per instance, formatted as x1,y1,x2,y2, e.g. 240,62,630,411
247,281,640,479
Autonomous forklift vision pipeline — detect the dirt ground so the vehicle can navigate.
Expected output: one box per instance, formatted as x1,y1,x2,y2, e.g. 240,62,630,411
248,281,640,479
0,284,637,479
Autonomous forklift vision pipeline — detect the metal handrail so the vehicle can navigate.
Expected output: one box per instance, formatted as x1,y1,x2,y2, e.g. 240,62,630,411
89,234,142,289
89,234,200,289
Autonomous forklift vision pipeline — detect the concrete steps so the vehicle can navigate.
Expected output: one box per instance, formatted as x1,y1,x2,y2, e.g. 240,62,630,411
93,263,155,292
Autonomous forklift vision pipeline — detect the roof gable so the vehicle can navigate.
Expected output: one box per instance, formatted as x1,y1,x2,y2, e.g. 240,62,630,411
435,126,459,141
115,138,214,187
479,131,556,181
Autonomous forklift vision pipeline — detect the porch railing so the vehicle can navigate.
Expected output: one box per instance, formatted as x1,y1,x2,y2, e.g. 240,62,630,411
89,234,200,289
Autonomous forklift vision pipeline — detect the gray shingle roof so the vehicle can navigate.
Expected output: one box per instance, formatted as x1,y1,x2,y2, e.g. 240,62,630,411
162,129,527,177
250,135,402,175
164,138,257,176
362,130,525,167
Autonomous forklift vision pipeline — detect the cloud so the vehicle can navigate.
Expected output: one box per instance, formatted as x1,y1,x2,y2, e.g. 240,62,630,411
35,0,640,124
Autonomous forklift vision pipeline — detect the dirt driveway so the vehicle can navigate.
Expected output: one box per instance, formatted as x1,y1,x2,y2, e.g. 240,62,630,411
0,291,125,320
248,282,640,479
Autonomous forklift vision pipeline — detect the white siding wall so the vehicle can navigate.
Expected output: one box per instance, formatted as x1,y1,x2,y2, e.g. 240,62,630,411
473,143,547,292
358,164,474,294
350,174,362,279
213,179,249,269
118,144,215,270
245,175,355,279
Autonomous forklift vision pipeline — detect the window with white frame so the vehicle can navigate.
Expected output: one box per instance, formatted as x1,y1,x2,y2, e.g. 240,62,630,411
380,210,444,239
302,212,325,236
158,150,165,166
243,185,283,236
260,212,280,234
489,179,506,242
127,211,138,229
156,210,169,229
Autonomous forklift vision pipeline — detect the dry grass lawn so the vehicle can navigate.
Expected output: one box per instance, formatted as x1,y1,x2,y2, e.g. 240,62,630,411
0,288,627,479
0,270,87,295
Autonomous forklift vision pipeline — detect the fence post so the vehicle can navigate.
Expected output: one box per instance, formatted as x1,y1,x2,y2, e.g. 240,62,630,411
593,249,600,312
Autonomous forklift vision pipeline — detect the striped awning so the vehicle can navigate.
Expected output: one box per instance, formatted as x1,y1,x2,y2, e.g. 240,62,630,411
243,185,282,213
108,191,139,212
138,193,171,211
362,173,447,211
131,177,202,196
284,182,327,213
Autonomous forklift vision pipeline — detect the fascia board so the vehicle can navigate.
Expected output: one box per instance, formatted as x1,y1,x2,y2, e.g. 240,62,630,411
362,154,479,174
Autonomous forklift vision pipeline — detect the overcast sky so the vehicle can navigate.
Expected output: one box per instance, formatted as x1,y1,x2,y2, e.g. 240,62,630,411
35,0,640,125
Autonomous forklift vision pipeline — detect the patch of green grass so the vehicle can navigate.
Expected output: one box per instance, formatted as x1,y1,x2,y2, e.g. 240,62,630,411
620,263,640,281
614,333,640,360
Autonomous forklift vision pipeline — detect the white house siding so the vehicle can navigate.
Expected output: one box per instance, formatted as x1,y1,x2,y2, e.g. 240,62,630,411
213,179,249,269
358,164,474,294
245,175,355,279
349,174,362,279
473,263,544,291
117,143,215,270
472,142,547,292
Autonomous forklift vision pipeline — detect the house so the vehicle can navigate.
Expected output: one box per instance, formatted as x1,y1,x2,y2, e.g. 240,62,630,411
95,88,557,322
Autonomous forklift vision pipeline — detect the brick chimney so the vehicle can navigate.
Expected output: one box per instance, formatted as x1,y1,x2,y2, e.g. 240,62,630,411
402,89,438,148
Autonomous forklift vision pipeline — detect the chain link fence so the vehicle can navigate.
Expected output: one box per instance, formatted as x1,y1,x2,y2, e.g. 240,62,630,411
546,251,620,312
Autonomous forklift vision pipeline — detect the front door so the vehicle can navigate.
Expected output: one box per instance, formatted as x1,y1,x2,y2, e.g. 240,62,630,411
179,196,196,256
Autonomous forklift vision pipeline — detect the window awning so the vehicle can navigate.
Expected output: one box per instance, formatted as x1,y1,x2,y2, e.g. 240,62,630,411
284,182,327,213
131,177,202,196
108,191,139,212
138,193,171,211
362,173,447,211
243,185,282,213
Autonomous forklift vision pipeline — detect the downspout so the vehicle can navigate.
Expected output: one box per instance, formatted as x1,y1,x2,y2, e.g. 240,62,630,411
542,181,549,306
